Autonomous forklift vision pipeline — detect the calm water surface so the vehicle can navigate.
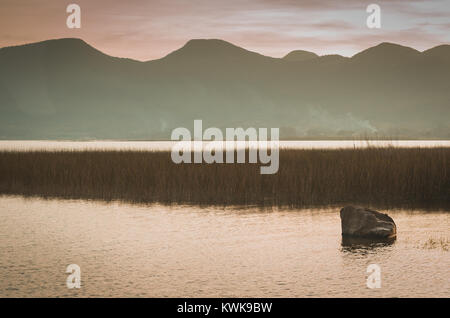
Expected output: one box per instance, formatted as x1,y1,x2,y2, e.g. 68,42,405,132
0,196,448,297
0,140,450,151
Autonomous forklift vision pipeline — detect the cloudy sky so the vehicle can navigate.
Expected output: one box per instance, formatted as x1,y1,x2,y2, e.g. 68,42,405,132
0,0,449,61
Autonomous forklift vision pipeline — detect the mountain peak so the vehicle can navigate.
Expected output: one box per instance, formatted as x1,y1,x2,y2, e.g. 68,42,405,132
161,39,274,62
37,38,105,55
283,50,318,62
0,38,105,58
352,42,421,61
184,39,239,50
422,44,450,60
0,37,121,68
6,38,91,51
368,42,419,52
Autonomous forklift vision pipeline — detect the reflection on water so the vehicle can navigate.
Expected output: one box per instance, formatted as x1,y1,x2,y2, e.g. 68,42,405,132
0,140,449,151
341,236,396,249
0,196,448,297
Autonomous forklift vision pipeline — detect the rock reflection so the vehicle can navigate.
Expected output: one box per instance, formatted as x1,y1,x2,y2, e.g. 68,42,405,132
340,235,396,253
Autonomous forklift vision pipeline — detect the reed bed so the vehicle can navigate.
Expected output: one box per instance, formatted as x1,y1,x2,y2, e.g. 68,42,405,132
0,147,448,209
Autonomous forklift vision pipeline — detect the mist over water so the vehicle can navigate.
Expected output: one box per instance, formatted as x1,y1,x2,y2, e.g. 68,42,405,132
0,196,448,297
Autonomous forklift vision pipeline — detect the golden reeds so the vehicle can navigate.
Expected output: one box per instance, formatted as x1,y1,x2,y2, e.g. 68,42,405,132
0,147,448,209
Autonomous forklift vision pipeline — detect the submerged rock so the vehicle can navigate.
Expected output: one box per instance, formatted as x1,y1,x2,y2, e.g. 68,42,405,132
340,206,396,239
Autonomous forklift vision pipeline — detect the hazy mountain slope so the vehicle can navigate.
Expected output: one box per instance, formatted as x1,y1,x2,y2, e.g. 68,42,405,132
0,39,162,139
0,38,448,139
283,50,318,62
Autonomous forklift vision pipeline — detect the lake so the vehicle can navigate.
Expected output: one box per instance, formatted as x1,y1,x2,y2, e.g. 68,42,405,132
0,140,450,151
0,196,448,297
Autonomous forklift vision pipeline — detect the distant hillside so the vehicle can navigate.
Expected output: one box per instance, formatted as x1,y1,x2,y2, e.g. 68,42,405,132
0,38,449,139
283,50,318,62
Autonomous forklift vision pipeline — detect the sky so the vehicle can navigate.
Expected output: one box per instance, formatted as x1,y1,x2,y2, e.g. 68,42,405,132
0,0,449,61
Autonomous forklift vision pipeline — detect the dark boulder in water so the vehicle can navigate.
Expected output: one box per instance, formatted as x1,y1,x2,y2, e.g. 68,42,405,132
340,206,397,239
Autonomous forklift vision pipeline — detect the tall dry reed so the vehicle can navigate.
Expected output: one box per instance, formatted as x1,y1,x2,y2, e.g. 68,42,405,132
0,148,448,209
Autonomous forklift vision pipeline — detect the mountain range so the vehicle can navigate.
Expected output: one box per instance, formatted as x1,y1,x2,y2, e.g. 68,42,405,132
0,38,449,139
